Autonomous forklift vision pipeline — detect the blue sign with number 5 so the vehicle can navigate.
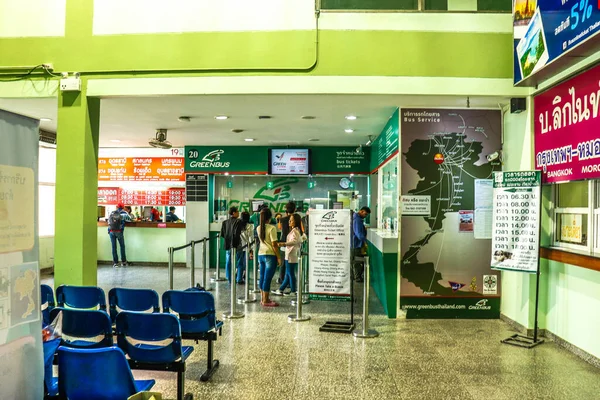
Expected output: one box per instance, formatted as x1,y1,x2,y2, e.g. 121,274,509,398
513,0,600,83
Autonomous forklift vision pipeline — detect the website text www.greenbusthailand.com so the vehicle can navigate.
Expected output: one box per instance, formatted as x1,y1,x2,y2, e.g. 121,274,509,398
402,304,467,311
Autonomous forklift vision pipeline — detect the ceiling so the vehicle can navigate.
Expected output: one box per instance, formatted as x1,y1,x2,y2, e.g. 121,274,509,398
0,94,509,148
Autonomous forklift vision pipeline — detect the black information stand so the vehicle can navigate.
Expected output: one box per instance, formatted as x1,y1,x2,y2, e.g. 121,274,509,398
319,210,356,334
500,173,544,349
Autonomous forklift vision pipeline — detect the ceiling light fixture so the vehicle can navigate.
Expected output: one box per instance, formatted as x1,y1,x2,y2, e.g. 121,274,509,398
345,129,354,133
110,139,121,143
40,117,52,122
301,116,316,120
215,115,228,120
244,138,255,142
345,115,357,120
308,138,320,142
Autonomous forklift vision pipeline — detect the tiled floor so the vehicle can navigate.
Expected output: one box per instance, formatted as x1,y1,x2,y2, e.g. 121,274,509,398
43,266,600,400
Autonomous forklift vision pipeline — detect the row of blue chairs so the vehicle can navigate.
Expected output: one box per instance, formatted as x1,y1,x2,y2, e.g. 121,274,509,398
41,285,223,400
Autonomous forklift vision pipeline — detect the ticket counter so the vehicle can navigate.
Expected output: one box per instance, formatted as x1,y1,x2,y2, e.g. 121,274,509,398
97,221,187,264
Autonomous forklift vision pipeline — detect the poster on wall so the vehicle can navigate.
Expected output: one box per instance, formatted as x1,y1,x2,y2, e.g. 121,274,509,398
534,63,600,183
308,209,351,301
513,0,600,84
474,179,494,239
0,110,43,399
491,171,541,273
400,108,502,318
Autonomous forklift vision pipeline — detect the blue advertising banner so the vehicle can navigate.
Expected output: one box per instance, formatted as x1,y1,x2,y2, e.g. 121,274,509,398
513,0,600,83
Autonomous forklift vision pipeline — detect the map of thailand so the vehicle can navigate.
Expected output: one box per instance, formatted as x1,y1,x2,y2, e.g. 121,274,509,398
14,270,36,319
9,263,39,327
400,109,502,298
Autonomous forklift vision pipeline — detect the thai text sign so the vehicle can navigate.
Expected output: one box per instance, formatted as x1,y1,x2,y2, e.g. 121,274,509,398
491,171,541,274
534,63,600,183
98,157,184,181
308,209,352,301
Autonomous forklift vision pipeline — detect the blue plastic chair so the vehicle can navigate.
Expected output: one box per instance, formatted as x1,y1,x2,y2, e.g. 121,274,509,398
108,288,160,323
50,308,113,348
163,289,223,381
56,285,107,312
41,284,55,326
116,311,194,400
58,346,155,400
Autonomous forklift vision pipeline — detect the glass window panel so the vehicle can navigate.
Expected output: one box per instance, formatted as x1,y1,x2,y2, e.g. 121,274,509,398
39,185,55,237
556,213,587,246
38,146,56,184
557,180,588,208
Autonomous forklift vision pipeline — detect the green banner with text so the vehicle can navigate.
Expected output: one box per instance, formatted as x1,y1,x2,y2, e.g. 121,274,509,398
185,146,370,174
370,108,400,172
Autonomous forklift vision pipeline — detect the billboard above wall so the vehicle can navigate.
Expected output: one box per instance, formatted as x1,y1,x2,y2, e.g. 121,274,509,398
513,0,600,85
534,62,600,183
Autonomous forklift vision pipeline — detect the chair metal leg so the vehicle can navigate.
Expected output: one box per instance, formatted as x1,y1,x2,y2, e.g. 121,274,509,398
177,370,185,400
200,339,220,382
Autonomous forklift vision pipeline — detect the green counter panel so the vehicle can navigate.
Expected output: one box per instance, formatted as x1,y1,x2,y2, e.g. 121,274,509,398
368,241,398,319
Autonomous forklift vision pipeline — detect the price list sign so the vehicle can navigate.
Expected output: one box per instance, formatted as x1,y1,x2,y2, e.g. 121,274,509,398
101,188,186,206
491,171,541,273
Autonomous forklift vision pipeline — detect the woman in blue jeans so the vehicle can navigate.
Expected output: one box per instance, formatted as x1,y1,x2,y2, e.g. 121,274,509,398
272,213,305,296
256,208,281,307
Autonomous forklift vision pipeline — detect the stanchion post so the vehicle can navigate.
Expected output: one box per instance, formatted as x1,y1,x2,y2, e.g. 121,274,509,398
291,253,310,306
238,245,256,304
202,239,212,291
190,241,196,288
223,248,244,319
252,241,260,294
288,255,310,322
168,247,174,290
353,256,379,338
213,235,227,282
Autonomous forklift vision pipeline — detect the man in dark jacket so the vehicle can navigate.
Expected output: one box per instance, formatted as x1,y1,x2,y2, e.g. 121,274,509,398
352,206,371,282
220,206,243,283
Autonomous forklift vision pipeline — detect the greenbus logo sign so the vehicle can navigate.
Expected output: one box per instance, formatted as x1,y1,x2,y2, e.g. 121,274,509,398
228,178,308,213
188,149,230,169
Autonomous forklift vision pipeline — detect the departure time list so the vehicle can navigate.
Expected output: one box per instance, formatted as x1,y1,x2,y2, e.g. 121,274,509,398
490,171,541,273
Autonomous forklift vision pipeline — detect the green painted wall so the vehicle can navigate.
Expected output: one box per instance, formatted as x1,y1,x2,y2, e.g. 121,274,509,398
0,0,513,79
368,242,398,318
97,227,186,263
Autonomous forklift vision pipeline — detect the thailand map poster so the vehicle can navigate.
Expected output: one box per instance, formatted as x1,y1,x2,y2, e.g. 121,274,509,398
400,109,502,318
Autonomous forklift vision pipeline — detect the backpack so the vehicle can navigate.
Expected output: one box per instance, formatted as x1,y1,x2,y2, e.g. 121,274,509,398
108,210,123,231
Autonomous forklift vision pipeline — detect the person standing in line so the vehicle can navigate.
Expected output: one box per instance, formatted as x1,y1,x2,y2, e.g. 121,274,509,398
220,206,243,284
108,203,131,268
272,213,305,296
352,206,371,282
238,211,254,284
276,201,296,284
257,208,281,307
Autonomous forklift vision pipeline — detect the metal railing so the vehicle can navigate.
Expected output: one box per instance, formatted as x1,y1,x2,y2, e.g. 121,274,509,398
168,235,219,290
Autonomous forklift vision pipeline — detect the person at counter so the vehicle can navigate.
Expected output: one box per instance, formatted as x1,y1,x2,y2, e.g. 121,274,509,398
166,206,180,222
150,206,162,222
108,203,131,268
352,206,371,282
221,206,243,284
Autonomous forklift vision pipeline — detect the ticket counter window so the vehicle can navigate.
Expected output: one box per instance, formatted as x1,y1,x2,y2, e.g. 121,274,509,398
553,180,590,251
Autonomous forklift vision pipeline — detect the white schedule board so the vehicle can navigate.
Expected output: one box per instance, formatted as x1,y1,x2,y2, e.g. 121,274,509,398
491,171,541,273
308,209,352,301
